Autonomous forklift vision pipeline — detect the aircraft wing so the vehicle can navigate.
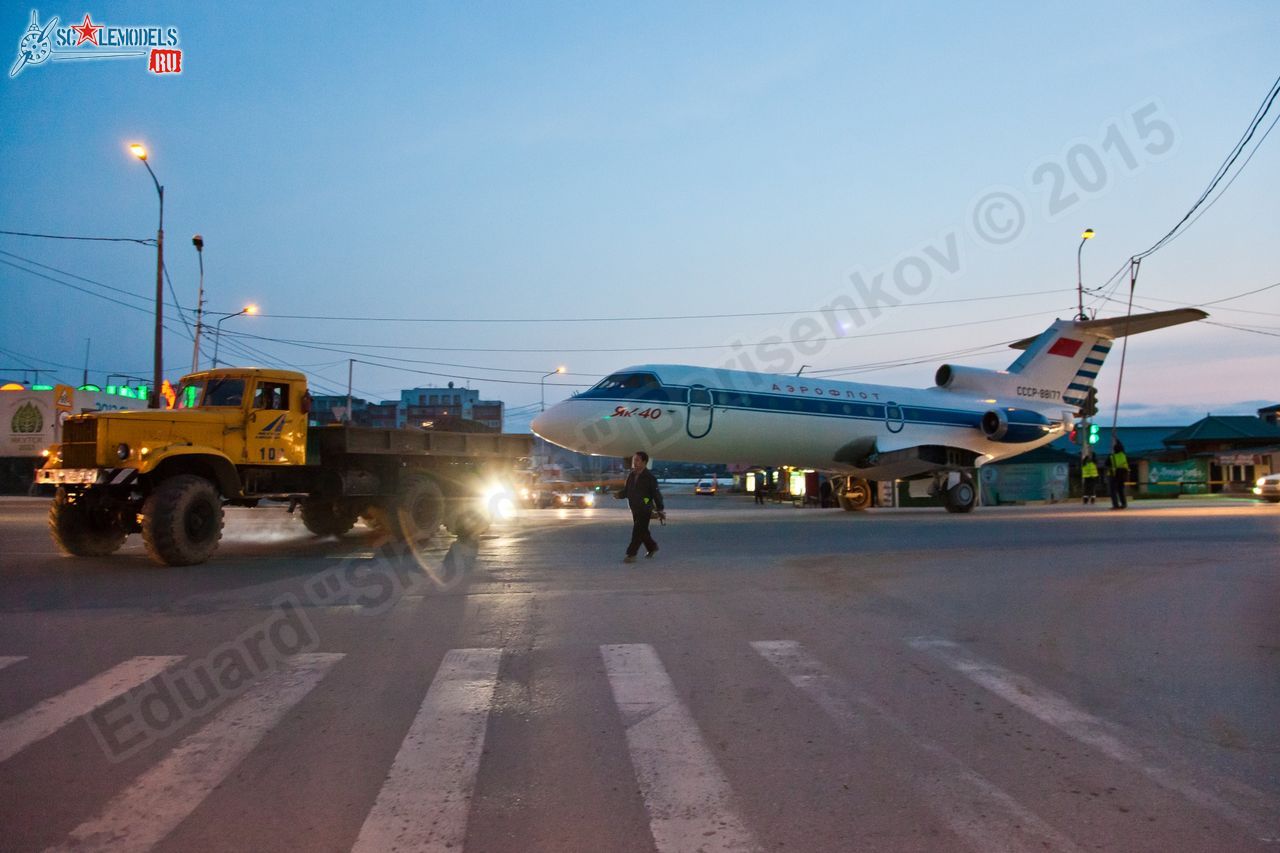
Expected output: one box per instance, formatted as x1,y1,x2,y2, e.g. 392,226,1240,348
1009,308,1208,350
834,436,980,480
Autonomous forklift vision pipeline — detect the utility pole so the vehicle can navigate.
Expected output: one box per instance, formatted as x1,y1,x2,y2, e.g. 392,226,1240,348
191,235,205,373
347,359,354,423
82,338,90,386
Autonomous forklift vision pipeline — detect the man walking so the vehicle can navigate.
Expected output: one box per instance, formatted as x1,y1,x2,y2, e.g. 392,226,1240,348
615,451,665,563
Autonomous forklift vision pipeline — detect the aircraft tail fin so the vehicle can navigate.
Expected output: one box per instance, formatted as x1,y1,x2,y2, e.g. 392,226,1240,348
1005,308,1206,407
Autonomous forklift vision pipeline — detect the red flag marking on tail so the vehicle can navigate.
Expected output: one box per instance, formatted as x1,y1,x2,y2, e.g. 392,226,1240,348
1048,338,1083,357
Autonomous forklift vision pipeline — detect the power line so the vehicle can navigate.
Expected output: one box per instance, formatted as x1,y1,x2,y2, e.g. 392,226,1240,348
0,229,154,245
249,287,1074,325
1133,74,1280,261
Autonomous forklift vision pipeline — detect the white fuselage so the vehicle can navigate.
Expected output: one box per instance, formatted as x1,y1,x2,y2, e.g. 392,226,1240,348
532,364,1071,478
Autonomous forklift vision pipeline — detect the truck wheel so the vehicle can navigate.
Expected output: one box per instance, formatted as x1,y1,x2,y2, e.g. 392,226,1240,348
839,478,872,511
449,508,490,540
48,488,128,557
944,476,977,514
141,475,225,566
394,475,444,546
300,498,358,537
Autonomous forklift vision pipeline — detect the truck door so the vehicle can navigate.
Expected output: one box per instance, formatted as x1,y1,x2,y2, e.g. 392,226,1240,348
246,379,306,464
686,385,714,439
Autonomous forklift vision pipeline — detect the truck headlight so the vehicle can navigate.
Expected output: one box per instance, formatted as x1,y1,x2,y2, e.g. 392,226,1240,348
116,443,131,460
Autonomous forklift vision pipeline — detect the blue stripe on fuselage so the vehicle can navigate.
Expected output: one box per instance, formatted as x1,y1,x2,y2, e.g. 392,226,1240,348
578,382,1050,438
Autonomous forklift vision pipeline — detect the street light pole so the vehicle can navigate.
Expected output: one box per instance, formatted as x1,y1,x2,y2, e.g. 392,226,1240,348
191,235,205,373
1076,227,1094,321
540,366,566,412
212,304,257,368
130,143,163,407
1076,228,1096,471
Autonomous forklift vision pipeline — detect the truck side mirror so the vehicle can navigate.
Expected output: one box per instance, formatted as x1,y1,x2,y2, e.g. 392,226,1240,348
301,391,312,414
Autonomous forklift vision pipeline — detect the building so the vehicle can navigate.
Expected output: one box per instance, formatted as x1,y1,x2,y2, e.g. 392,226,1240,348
311,383,506,432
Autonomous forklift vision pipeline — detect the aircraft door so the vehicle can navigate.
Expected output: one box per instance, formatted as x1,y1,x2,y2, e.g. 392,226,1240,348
885,401,905,434
686,385,714,439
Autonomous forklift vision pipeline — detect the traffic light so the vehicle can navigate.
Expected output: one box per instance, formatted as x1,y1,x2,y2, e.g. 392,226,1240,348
1078,387,1099,419
1088,423,1100,445
1069,427,1079,444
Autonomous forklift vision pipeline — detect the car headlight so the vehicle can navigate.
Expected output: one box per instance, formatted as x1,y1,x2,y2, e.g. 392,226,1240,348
583,493,595,506
116,443,131,460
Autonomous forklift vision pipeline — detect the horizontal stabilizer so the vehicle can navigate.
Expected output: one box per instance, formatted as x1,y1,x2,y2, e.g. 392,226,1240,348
1009,308,1207,350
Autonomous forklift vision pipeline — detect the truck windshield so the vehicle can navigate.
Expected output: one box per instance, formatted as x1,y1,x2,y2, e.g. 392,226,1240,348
174,381,203,409
203,378,246,407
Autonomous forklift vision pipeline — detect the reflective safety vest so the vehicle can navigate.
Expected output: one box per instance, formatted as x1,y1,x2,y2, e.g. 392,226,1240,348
1082,460,1098,478
1111,451,1129,471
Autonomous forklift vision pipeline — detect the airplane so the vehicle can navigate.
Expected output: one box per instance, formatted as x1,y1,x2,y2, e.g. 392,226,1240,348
530,308,1207,513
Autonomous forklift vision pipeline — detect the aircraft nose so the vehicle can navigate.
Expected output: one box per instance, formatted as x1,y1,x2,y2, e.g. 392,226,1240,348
530,405,570,448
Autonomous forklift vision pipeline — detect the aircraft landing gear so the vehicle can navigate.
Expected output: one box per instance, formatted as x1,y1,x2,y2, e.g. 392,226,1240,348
941,471,977,514
838,477,873,511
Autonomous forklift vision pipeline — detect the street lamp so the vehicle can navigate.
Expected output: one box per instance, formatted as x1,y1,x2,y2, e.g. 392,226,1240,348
1076,227,1095,321
129,142,164,407
212,304,258,368
540,366,566,412
191,235,205,373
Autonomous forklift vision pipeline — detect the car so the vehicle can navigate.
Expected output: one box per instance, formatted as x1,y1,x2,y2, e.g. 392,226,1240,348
528,480,597,508
553,488,597,508
694,478,718,495
1253,473,1280,503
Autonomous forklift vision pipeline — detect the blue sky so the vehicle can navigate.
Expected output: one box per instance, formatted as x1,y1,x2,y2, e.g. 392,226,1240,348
1,2,1276,430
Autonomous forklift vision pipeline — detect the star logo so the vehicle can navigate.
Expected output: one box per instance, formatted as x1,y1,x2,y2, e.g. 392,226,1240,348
71,14,103,47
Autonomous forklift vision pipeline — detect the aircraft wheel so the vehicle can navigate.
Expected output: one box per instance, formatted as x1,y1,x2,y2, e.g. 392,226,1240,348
944,475,977,514
839,478,872,511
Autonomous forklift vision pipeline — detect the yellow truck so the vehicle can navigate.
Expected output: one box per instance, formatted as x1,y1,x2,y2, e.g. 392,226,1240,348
36,368,531,566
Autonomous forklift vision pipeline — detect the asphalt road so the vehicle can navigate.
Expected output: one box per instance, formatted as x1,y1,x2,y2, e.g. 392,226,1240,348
1,493,1277,852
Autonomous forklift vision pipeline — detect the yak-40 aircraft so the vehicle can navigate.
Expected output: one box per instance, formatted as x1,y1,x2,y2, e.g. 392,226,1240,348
531,308,1207,513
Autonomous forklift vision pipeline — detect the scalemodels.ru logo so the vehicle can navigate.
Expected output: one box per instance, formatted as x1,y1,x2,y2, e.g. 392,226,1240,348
9,9,183,78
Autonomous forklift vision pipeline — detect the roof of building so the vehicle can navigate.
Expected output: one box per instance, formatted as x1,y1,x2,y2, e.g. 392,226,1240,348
1162,415,1280,445
1047,425,1183,458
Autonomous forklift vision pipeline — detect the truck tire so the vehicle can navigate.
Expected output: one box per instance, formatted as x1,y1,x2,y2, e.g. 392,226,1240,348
49,488,128,557
141,475,225,566
300,498,358,537
394,475,445,546
449,508,490,540
838,478,872,511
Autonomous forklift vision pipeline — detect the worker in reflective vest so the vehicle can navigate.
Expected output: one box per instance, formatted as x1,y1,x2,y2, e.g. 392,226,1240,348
1081,454,1099,505
1108,441,1130,510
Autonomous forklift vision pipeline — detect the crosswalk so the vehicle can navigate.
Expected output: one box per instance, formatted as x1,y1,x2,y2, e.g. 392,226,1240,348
0,638,1275,852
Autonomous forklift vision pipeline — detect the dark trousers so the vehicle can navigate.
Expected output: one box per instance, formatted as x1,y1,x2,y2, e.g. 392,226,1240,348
754,489,765,504
626,510,657,556
1082,477,1097,502
1110,470,1128,508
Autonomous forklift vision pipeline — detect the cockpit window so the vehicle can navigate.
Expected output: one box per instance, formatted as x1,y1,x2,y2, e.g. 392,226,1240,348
593,372,661,391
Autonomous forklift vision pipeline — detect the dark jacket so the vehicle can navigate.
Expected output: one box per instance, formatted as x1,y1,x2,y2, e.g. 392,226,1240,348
616,469,664,514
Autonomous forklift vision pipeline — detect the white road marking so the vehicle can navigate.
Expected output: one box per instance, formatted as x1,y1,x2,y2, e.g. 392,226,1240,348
753,641,1082,853
351,648,502,853
601,643,762,853
48,652,343,853
0,656,181,765
908,637,1280,842
0,656,25,672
